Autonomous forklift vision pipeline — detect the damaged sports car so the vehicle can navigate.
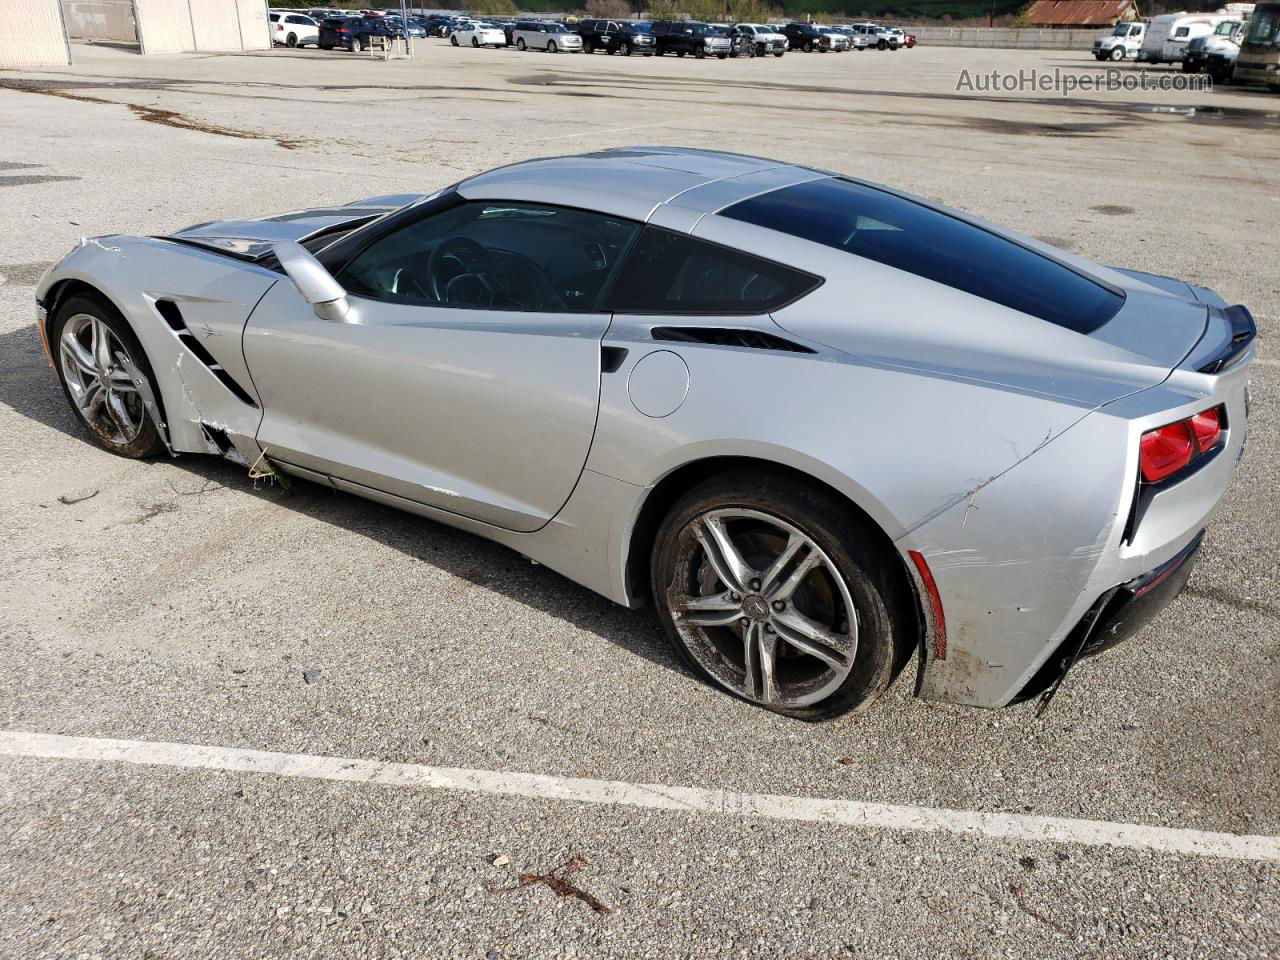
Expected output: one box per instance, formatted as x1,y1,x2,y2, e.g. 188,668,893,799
35,147,1255,719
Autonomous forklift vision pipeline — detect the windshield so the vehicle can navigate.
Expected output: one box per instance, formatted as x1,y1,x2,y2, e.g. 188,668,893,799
1246,6,1280,44
1215,20,1239,35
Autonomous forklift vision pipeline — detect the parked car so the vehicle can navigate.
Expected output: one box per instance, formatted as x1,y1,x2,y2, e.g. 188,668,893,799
1183,18,1246,74
845,22,881,47
1092,21,1145,60
813,25,851,50
384,15,426,38
575,19,657,56
451,21,507,47
512,21,583,53
424,14,456,36
828,25,871,50
269,10,319,47
38,146,1255,719
780,21,833,52
733,23,787,56
878,26,906,49
652,20,733,58
903,31,917,47
1138,12,1234,64
317,15,399,52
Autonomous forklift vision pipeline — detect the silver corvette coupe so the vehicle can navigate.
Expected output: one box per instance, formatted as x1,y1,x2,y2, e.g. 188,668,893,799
35,147,1255,719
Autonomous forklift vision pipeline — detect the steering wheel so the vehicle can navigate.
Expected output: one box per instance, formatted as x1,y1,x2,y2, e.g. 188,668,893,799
426,235,509,305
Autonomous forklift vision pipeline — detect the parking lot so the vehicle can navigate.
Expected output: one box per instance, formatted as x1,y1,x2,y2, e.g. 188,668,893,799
1,39,1278,958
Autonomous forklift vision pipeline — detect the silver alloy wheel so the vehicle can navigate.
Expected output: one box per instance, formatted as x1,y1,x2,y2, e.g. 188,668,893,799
668,508,858,708
58,313,145,445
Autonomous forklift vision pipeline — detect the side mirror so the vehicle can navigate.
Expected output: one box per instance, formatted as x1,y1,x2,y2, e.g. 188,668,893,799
272,241,351,322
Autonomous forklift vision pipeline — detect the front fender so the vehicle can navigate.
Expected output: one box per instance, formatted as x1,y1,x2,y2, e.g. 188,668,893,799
39,236,279,460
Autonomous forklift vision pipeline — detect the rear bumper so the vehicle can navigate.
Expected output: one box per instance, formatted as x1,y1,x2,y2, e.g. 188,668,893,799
1010,531,1203,704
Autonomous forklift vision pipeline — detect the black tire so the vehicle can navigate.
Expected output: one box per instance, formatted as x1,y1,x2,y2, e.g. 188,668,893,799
878,39,886,49
773,50,784,57
50,292,165,459
320,42,331,49
548,40,557,53
619,41,630,55
350,37,362,52
717,52,727,58
472,36,479,47
677,49,686,57
802,40,813,52
1181,59,1198,73
1109,45,1125,60
286,32,297,47
651,472,914,721
516,37,526,50
694,46,705,58
451,34,458,45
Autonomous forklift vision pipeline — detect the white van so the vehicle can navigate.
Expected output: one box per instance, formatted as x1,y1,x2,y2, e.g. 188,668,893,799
1138,12,1235,63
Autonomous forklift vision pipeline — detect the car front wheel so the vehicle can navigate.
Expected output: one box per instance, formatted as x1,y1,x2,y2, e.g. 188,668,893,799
52,293,164,459
1109,46,1125,60
652,472,912,720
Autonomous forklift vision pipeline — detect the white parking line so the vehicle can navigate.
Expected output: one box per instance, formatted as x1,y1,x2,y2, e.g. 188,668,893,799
2,730,1277,863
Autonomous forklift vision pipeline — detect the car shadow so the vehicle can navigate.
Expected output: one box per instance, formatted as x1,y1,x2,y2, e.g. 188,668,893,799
0,321,681,677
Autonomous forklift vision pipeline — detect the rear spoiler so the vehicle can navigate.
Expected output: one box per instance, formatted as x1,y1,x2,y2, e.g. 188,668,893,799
1197,304,1256,374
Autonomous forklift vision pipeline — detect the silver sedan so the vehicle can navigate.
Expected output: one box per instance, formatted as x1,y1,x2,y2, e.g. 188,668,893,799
34,148,1254,719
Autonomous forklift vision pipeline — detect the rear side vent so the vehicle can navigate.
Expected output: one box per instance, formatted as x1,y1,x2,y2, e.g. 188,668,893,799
155,300,258,408
650,326,815,354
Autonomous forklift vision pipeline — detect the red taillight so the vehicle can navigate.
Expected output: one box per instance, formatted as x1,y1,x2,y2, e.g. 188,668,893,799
1139,405,1224,484
276,23,283,30
907,550,947,660
1139,422,1194,483
1189,407,1221,453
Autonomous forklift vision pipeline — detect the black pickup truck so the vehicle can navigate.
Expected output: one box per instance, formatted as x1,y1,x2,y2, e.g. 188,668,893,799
574,18,657,55
651,20,732,58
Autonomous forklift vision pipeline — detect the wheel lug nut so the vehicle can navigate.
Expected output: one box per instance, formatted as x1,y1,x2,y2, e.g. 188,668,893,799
764,624,774,634
749,578,761,591
729,593,741,602
740,617,750,627
772,600,785,611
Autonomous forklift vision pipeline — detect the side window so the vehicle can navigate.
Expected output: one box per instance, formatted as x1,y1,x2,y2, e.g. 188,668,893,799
337,200,642,314
604,227,821,316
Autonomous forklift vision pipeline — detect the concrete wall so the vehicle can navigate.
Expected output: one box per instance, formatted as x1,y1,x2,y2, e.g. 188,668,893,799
904,26,1103,49
61,0,138,42
133,0,269,53
0,0,72,68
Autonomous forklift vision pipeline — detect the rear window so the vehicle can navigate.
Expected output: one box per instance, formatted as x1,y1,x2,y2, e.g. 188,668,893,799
721,177,1123,333
605,226,820,315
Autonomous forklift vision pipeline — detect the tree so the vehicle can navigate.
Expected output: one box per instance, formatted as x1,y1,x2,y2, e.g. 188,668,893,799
585,0,633,16
644,0,683,17
464,0,519,14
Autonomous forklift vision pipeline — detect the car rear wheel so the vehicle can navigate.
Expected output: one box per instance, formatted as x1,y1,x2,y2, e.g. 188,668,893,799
694,46,705,58
451,34,459,45
52,293,164,459
350,37,363,52
652,472,912,720
286,32,297,47
516,37,526,50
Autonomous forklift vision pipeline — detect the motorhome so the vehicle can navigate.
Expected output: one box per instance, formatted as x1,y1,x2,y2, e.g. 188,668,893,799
1138,11,1236,63
1183,18,1247,74
1234,2,1280,88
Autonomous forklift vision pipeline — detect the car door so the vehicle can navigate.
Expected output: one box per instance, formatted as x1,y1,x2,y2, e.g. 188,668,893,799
244,195,643,533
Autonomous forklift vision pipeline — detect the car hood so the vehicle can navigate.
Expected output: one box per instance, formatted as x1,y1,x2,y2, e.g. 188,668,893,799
166,194,423,260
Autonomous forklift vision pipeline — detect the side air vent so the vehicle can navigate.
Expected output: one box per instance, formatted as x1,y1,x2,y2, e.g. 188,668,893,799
154,300,258,407
650,326,815,354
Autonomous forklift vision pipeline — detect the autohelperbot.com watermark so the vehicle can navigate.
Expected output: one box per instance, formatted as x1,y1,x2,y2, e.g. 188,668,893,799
956,67,1213,95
